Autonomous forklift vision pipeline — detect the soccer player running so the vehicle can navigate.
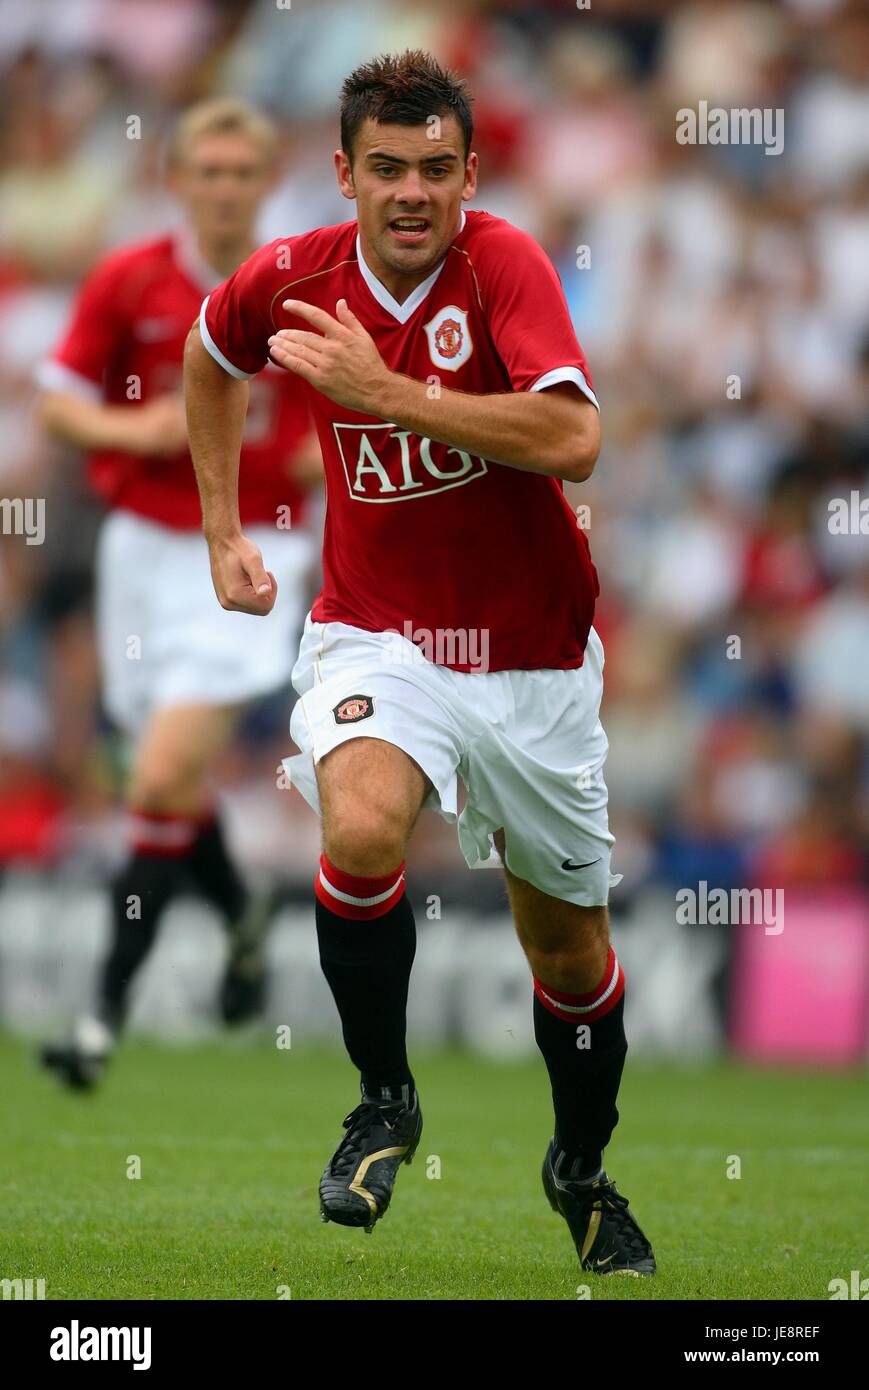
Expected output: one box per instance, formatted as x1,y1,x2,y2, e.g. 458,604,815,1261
37,99,321,1089
185,54,655,1277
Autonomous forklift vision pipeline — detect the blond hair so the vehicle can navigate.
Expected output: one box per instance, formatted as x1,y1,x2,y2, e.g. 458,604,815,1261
167,98,278,168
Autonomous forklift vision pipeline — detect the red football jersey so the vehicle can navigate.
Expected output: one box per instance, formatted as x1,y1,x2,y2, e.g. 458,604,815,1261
37,233,312,530
201,210,600,671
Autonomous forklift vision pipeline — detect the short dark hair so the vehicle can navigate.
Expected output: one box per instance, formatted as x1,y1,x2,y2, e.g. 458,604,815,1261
340,50,473,162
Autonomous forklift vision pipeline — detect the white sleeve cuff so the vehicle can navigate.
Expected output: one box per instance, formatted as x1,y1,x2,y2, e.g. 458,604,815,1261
198,295,257,380
529,365,599,411
34,360,102,400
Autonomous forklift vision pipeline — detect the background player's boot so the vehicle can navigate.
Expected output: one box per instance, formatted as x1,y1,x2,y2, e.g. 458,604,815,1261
542,1140,656,1276
39,1015,115,1092
319,1092,422,1233
218,893,273,1025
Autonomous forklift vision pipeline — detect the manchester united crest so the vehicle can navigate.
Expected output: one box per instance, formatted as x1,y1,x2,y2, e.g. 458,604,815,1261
332,693,375,725
424,305,473,372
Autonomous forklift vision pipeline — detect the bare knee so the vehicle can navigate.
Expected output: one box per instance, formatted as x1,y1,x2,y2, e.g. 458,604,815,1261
528,933,609,994
324,799,410,875
127,748,208,816
513,886,611,993
126,705,235,817
318,739,426,876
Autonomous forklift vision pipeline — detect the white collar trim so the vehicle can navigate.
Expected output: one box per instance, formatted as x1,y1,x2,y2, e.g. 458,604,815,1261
173,227,229,295
355,210,466,324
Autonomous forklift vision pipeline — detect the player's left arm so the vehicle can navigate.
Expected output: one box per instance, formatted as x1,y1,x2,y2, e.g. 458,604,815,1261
383,370,599,482
268,298,599,483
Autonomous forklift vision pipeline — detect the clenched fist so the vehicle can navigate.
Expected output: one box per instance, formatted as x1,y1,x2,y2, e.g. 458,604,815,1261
207,532,277,616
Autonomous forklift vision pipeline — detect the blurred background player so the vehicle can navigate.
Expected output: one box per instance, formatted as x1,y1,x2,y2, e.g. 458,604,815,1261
0,0,865,1302
35,97,322,1088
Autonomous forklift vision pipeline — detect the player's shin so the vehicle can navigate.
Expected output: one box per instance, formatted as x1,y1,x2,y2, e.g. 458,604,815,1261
188,811,246,922
187,811,269,1023
98,810,200,1033
314,852,416,1102
532,946,627,1177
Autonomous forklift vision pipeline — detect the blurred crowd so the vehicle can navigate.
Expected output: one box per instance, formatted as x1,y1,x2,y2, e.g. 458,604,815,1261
0,0,867,897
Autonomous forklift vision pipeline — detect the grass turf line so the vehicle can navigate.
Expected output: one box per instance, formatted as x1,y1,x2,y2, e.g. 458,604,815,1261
0,1036,866,1300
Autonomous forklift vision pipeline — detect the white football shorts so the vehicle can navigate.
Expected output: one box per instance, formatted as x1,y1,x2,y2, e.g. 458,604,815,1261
97,509,315,733
285,615,618,907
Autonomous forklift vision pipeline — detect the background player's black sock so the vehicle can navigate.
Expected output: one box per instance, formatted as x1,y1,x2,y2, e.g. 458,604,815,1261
98,848,189,1033
315,855,416,1101
533,949,628,1176
187,813,247,925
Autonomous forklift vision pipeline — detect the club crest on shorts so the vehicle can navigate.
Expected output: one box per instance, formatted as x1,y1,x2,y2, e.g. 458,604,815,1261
332,693,375,725
424,305,473,372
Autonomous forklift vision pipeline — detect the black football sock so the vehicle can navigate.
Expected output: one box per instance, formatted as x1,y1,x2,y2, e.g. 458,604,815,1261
314,853,416,1102
187,812,247,926
98,811,199,1033
533,946,628,1176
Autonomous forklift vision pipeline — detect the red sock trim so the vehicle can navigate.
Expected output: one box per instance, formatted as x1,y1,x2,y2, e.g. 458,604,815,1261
314,852,406,920
127,809,201,858
533,947,625,1023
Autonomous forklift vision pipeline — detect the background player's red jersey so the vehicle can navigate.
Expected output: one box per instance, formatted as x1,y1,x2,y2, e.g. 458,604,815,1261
202,211,600,671
38,233,312,530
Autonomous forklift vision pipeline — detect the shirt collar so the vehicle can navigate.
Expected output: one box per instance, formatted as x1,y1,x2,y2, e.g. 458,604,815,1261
355,209,467,324
173,226,232,295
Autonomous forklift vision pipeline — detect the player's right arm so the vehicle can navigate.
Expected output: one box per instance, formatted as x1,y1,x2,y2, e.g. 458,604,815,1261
183,241,285,616
36,252,188,457
184,325,276,615
38,391,188,458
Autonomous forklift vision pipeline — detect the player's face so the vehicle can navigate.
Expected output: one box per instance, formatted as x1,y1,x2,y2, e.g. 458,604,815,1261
335,116,477,293
172,133,274,245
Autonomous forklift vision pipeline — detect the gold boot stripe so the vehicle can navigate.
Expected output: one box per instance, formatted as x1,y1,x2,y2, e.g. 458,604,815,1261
348,1146,409,1215
581,1208,601,1262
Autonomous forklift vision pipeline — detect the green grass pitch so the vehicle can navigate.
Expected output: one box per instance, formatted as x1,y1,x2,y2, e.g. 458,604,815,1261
1,1035,866,1300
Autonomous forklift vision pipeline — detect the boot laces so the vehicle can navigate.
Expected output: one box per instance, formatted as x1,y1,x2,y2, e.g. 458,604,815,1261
329,1101,401,1177
594,1179,650,1256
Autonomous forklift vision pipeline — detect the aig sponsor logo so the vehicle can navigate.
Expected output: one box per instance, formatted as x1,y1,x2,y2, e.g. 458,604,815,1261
333,422,488,502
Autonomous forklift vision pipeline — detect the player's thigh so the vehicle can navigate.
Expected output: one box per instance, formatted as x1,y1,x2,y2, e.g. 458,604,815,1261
495,828,610,992
494,827,609,948
316,736,431,874
288,625,466,867
126,702,240,813
462,647,614,907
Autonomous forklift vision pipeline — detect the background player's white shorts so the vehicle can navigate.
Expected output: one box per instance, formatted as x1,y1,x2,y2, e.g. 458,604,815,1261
97,509,315,733
285,616,619,907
